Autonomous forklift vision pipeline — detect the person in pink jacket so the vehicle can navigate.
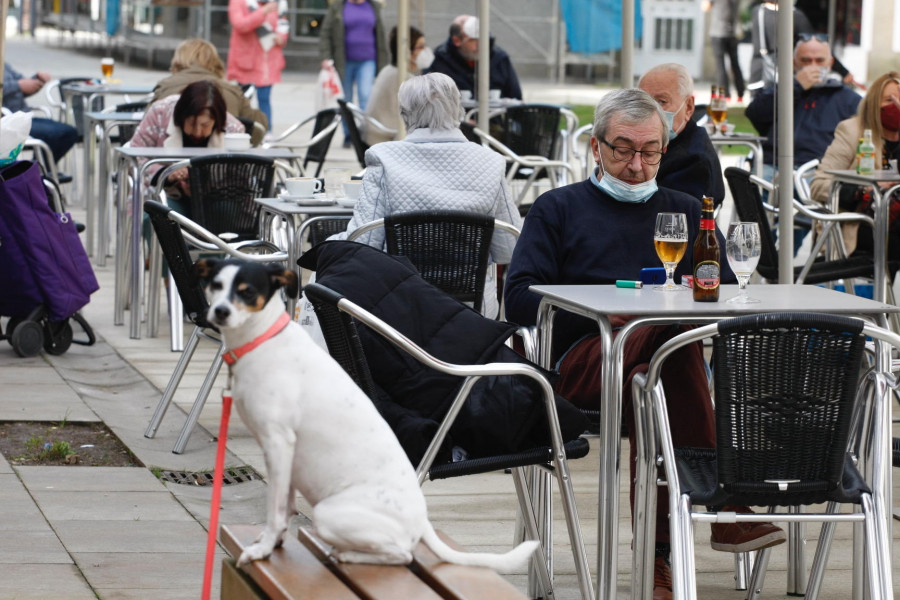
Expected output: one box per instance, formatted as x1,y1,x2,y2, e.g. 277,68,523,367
226,0,289,132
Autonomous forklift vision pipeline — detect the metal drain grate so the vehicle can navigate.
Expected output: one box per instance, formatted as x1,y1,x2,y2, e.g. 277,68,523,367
158,465,263,487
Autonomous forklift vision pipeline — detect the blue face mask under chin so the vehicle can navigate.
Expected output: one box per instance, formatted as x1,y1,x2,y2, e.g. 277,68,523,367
592,158,658,204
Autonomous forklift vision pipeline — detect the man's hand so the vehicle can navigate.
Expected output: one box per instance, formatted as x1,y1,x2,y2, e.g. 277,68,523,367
34,71,52,84
795,65,824,91
17,78,44,96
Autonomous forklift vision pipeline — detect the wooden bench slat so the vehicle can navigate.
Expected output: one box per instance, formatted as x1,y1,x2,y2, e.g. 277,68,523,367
297,527,444,600
410,531,528,600
221,524,359,600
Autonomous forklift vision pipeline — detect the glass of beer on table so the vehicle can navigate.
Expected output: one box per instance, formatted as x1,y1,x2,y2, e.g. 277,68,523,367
653,212,688,291
101,57,115,82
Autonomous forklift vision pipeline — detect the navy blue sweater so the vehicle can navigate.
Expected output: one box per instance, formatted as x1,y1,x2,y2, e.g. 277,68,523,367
657,119,726,206
746,79,860,165
505,180,734,354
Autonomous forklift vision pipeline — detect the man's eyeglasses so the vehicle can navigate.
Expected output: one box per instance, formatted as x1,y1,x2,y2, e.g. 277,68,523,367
601,139,664,165
796,32,828,44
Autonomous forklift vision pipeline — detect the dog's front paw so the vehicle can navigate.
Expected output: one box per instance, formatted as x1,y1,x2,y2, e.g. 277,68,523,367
237,542,275,567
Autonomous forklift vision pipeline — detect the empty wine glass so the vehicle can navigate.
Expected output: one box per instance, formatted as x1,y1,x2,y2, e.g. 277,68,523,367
653,212,688,291
726,222,762,303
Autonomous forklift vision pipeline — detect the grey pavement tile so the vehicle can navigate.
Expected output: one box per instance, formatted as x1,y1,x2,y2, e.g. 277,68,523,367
31,490,196,522
0,387,98,422
53,519,210,553
73,551,224,591
94,588,216,600
0,453,12,473
0,475,56,531
17,466,163,492
0,564,95,599
0,530,74,564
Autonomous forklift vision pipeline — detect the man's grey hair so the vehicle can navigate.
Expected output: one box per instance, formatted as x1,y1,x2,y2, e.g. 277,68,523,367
793,37,832,61
592,88,669,147
398,72,464,132
638,62,694,99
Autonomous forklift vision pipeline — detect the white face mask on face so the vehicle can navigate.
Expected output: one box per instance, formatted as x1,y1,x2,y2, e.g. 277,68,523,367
415,47,435,71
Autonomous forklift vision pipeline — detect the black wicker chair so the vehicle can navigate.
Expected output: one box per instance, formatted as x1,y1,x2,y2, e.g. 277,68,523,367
108,100,149,145
631,312,896,599
347,210,514,314
724,166,891,290
303,281,593,600
143,200,286,454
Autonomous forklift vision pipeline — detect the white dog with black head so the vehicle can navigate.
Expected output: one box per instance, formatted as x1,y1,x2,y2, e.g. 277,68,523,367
195,258,538,570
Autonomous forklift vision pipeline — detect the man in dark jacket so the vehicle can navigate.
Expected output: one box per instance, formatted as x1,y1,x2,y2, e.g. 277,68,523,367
639,62,725,207
746,36,861,168
426,15,522,101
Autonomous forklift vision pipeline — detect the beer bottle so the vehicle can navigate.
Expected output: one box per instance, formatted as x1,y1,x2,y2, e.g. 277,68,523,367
857,129,876,175
692,196,720,302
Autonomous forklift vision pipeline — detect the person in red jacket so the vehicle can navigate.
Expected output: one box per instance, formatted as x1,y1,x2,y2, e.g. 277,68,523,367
226,0,289,133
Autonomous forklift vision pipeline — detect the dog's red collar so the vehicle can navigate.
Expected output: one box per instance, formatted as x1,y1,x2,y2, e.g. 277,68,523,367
222,312,291,366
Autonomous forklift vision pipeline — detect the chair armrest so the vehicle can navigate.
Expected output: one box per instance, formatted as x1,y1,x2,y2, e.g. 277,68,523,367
346,218,386,241
166,209,288,262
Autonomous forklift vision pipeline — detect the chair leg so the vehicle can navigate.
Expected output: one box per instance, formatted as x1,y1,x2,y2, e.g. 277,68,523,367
786,507,807,595
173,348,225,454
805,501,840,600
549,453,594,600
733,551,753,590
631,377,658,600
168,273,185,352
744,547,771,600
145,326,204,439
511,467,554,600
670,495,697,600
860,493,893,600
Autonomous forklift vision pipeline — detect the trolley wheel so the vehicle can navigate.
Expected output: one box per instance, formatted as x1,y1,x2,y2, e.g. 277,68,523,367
43,321,73,355
11,321,43,357
6,317,24,345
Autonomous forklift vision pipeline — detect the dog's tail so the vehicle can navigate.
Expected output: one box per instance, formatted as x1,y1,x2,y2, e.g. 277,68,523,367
421,522,539,572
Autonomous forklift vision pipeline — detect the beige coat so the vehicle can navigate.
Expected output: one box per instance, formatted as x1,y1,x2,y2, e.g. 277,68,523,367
810,117,886,254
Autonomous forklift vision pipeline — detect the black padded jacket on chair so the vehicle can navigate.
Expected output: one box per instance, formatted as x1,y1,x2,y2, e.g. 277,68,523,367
298,240,589,466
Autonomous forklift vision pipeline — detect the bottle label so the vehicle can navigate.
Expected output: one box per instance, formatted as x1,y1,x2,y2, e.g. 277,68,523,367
700,218,716,230
694,261,720,289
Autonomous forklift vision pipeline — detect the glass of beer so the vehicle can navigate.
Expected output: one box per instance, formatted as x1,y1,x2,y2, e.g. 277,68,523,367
709,95,728,134
101,57,115,82
653,212,688,291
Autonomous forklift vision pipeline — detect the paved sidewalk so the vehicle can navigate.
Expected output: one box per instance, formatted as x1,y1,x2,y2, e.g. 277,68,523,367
0,30,897,600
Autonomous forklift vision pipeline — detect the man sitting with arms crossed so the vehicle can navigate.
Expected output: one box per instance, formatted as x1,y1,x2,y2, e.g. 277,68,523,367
639,62,725,207
504,88,785,600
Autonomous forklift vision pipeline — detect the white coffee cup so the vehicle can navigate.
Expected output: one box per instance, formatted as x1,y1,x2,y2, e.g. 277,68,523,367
342,180,362,200
489,89,501,101
284,177,322,197
459,89,473,102
224,132,251,151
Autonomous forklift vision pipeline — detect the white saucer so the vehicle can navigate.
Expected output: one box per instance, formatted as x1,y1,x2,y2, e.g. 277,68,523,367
279,192,334,206
337,198,358,208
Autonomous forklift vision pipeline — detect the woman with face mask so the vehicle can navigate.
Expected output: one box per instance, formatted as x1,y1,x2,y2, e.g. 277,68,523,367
811,72,900,258
363,25,433,145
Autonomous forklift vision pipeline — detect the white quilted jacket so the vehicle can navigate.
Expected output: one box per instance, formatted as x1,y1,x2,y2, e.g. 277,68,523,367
331,127,522,318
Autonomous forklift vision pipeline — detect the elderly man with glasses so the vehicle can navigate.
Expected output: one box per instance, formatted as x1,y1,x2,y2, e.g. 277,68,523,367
505,88,784,600
639,62,725,207
746,34,861,171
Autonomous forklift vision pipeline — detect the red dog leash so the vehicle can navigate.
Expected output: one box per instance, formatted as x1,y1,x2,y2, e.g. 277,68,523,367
201,385,232,600
202,312,291,599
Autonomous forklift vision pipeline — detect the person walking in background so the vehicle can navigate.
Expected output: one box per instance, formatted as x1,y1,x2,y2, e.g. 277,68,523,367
154,39,268,145
427,15,522,101
318,0,389,148
703,0,745,101
226,0,289,133
364,25,433,145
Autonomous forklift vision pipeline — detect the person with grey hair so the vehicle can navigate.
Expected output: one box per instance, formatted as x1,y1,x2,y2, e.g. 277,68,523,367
639,63,725,207
506,88,779,600
330,72,522,319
